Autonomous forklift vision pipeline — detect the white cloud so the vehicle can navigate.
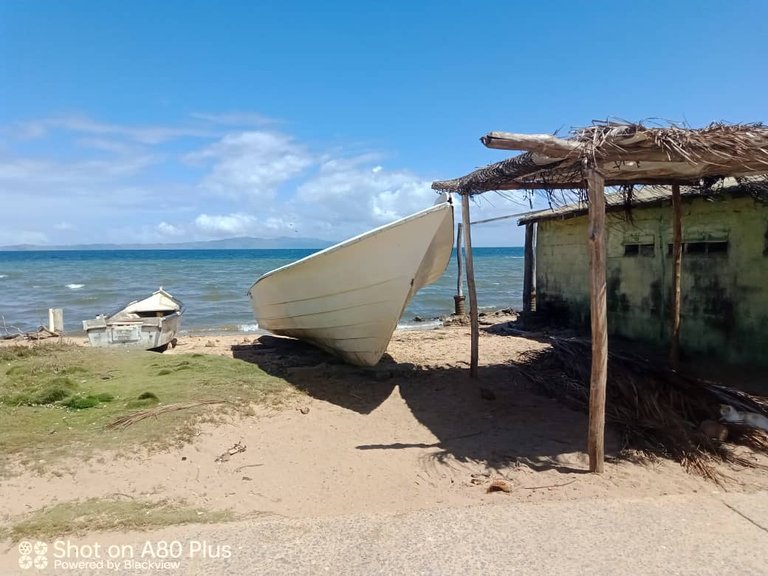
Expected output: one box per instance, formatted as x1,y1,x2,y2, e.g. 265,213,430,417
0,229,48,246
0,113,529,246
289,155,438,238
14,116,215,145
0,155,157,190
194,213,260,236
188,131,314,202
156,222,184,236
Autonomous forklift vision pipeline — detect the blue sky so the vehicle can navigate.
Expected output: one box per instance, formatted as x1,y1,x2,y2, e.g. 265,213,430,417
1,1,766,247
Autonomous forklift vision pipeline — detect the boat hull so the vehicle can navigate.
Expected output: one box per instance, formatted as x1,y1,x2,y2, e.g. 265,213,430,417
82,288,184,351
248,201,454,366
83,314,182,351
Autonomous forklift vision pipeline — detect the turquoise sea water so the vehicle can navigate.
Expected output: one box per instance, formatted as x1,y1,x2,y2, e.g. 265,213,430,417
0,247,524,335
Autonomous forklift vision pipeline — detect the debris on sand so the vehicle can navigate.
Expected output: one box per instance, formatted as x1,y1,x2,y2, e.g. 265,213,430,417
215,441,246,463
518,338,768,480
106,400,227,430
487,479,512,493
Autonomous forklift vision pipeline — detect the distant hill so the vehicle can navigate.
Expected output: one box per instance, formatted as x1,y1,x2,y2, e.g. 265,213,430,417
0,236,335,251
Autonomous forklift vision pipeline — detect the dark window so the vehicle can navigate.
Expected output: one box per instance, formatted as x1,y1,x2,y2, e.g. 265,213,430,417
624,243,654,257
706,241,729,255
639,244,655,257
667,241,729,256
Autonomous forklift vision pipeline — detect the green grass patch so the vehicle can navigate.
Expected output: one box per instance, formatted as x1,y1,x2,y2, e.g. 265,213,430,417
0,343,293,473
61,393,113,410
126,391,160,409
5,498,234,541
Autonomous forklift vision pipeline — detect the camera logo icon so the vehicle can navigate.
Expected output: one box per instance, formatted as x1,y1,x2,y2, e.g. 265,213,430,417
18,541,48,570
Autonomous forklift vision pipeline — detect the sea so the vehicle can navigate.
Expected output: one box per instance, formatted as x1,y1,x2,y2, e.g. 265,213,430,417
0,247,524,335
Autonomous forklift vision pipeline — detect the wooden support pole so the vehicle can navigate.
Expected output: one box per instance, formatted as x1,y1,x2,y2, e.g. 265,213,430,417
586,165,608,474
461,194,479,378
523,223,535,313
454,223,465,315
669,184,683,369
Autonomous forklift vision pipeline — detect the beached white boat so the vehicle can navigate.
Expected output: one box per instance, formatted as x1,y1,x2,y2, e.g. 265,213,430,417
82,288,183,351
248,195,454,366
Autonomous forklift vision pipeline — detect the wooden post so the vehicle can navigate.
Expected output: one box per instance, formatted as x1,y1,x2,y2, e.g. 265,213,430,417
586,165,607,474
48,308,63,333
523,223,534,313
454,223,466,315
461,194,479,378
669,184,683,369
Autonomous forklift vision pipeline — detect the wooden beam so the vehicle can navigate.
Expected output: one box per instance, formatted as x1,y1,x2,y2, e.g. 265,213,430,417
481,130,768,166
669,183,683,369
439,177,704,195
523,223,535,313
482,132,580,157
585,164,608,474
461,194,479,378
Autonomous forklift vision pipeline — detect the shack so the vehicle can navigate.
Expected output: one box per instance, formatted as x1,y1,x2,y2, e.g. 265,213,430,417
519,183,768,366
433,121,768,472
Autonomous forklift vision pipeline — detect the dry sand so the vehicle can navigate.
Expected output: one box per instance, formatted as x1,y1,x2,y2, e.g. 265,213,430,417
2,315,767,526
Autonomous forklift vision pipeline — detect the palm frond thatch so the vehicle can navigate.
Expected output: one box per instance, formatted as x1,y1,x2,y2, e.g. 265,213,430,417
517,338,768,481
433,121,768,197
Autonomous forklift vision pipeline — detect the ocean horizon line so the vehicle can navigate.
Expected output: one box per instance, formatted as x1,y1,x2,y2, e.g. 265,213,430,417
0,243,524,252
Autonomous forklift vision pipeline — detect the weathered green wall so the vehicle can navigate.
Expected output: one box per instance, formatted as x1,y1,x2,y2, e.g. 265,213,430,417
535,195,768,366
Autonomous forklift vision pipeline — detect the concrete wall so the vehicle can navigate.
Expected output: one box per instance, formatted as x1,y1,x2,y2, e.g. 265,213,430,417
534,194,768,366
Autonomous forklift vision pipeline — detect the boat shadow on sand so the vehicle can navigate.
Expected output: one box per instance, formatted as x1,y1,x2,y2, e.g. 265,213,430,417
232,334,609,474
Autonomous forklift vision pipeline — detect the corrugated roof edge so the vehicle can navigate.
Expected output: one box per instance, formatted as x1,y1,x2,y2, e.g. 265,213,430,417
516,181,766,226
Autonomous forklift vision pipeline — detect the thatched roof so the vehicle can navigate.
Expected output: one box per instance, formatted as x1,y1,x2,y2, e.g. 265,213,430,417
432,122,768,195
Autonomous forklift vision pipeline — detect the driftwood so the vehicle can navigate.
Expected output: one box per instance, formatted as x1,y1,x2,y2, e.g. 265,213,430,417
1,326,60,341
106,400,227,430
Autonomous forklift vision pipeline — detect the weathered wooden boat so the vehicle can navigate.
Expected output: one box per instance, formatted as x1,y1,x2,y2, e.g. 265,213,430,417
82,288,183,351
248,195,454,366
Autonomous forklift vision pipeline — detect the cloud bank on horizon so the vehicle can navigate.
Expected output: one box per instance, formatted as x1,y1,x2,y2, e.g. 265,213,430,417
0,113,529,247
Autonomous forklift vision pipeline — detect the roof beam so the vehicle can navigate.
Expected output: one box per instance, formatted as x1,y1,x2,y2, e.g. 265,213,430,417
482,130,768,165
482,132,579,157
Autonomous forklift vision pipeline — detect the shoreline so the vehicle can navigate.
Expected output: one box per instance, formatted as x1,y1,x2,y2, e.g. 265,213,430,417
2,310,487,343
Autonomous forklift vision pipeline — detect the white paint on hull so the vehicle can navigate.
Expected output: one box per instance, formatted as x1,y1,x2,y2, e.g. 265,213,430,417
249,201,454,366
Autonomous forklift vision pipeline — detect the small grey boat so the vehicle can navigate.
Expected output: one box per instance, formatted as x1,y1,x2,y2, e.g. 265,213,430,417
82,288,183,351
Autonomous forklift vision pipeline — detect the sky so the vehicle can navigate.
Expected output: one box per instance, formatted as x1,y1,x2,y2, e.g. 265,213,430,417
1,1,766,247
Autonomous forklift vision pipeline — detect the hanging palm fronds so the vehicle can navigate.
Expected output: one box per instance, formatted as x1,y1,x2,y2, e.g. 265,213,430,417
517,337,768,481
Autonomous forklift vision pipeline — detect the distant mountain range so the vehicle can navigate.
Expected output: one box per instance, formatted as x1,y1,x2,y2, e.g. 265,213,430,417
0,236,335,251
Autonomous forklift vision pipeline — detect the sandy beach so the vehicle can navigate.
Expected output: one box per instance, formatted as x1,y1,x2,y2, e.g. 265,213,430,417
2,313,767,530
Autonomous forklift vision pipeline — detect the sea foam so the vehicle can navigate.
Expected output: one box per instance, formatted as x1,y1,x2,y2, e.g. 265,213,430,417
66,283,85,290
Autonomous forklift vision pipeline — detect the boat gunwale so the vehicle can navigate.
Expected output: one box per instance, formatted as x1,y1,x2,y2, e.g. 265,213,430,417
247,201,453,294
